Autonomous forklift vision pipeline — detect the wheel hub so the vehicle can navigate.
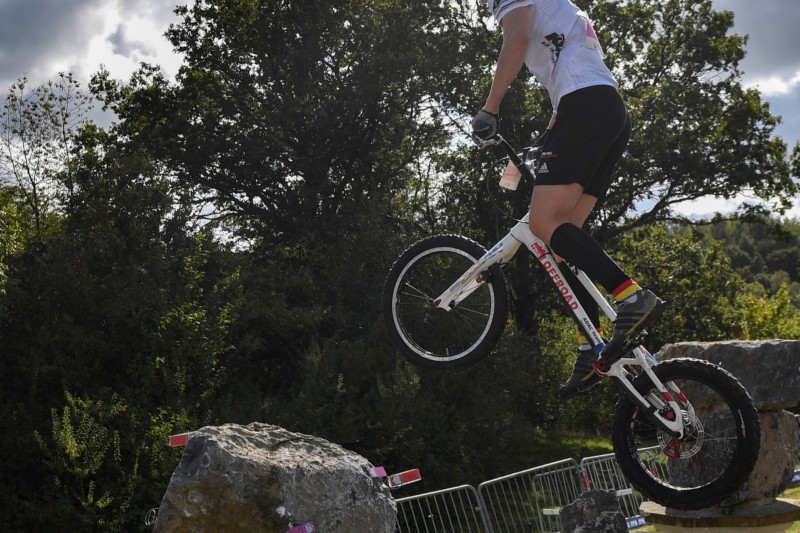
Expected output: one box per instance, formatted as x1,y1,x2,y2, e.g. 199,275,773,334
658,410,705,459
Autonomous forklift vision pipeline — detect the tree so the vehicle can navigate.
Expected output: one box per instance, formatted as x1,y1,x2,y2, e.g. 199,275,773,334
701,216,800,303
599,0,798,234
0,119,239,530
90,0,483,250
0,73,92,237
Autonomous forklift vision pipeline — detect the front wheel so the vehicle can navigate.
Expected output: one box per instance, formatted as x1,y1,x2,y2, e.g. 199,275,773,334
611,358,760,510
382,235,509,369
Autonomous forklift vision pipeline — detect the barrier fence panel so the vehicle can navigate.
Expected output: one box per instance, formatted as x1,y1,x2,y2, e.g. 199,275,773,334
477,458,582,533
395,484,489,533
580,452,642,520
530,460,585,532
395,449,664,533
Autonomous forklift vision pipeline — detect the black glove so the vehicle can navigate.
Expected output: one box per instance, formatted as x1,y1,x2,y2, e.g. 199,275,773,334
471,108,499,140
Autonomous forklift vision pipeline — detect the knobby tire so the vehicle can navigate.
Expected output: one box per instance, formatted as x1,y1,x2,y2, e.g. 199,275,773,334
611,358,760,510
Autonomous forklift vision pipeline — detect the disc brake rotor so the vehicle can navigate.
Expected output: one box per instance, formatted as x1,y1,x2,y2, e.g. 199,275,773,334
658,410,705,459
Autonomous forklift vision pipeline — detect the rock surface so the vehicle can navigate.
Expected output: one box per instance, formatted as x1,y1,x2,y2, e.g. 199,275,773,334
559,490,627,533
658,340,800,410
153,422,396,533
722,410,800,506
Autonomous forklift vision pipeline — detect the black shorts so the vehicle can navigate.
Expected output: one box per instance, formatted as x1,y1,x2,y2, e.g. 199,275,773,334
534,85,631,199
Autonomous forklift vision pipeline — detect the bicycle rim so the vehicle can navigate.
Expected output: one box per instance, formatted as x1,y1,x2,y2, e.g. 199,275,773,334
390,245,499,365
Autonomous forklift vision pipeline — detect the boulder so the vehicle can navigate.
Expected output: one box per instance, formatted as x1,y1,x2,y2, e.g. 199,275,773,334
559,490,627,533
153,423,396,533
722,410,800,506
655,340,800,506
658,340,800,410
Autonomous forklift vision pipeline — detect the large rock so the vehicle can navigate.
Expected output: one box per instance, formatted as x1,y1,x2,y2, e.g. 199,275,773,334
656,341,800,506
153,423,396,533
722,410,800,506
559,490,627,533
658,340,800,410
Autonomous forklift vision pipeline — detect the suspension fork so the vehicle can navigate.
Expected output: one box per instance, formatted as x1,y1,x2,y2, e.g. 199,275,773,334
605,355,686,438
432,230,522,310
573,266,687,436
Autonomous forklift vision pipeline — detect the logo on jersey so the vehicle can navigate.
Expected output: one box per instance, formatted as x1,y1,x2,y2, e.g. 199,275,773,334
543,32,565,63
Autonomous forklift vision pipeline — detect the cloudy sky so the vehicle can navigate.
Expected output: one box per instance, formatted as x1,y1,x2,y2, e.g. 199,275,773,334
1,0,798,217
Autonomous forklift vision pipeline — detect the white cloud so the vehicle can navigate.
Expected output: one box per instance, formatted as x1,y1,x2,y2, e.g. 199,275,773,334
670,193,800,221
83,5,184,83
671,196,743,220
745,71,800,97
0,0,184,92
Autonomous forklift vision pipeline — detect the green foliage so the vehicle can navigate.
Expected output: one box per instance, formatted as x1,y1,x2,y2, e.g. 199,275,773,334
601,0,797,231
612,224,741,344
91,0,478,250
0,186,30,289
0,121,236,530
702,217,800,303
613,222,800,343
34,391,134,530
732,284,800,339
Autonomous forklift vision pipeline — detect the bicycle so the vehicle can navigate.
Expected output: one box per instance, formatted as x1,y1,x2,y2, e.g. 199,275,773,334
382,134,761,510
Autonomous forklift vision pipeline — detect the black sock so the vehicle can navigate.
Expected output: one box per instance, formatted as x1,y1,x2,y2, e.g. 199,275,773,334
549,222,629,294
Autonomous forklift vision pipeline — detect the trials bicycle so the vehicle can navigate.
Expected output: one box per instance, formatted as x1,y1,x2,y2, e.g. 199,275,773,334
382,134,760,510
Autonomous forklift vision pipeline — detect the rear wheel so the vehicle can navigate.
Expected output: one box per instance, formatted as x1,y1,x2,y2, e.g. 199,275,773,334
611,358,760,510
382,235,509,369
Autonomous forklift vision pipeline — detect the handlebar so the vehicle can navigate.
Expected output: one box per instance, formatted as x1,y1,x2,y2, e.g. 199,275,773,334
473,134,539,183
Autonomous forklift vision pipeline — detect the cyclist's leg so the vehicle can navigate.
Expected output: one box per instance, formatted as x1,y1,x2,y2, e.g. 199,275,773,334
527,187,606,395
530,187,602,330
534,87,662,373
553,193,610,396
530,185,632,297
561,193,601,328
548,211,662,352
528,182,584,246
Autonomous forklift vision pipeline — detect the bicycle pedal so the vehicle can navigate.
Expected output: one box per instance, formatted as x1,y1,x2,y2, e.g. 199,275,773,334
624,330,647,348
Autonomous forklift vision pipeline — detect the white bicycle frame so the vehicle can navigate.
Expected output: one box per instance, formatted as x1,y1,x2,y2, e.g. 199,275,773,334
432,139,688,437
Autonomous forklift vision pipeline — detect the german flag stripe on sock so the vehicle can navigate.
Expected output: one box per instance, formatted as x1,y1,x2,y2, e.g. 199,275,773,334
613,279,640,301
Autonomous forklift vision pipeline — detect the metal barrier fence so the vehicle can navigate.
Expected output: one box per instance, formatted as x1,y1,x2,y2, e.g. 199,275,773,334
579,452,642,520
395,484,489,533
477,458,582,533
395,452,657,533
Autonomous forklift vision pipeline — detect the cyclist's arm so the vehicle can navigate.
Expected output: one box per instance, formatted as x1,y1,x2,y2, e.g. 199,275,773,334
484,6,532,114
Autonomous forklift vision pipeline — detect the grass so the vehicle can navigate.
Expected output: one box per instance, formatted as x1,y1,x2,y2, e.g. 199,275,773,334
782,486,800,533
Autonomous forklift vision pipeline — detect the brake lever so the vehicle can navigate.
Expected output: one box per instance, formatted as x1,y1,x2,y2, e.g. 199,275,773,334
471,133,504,149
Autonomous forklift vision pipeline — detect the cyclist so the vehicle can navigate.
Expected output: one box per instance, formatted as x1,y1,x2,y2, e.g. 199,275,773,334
471,0,663,397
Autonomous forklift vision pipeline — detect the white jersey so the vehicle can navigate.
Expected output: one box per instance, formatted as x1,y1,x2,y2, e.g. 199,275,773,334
489,0,617,109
